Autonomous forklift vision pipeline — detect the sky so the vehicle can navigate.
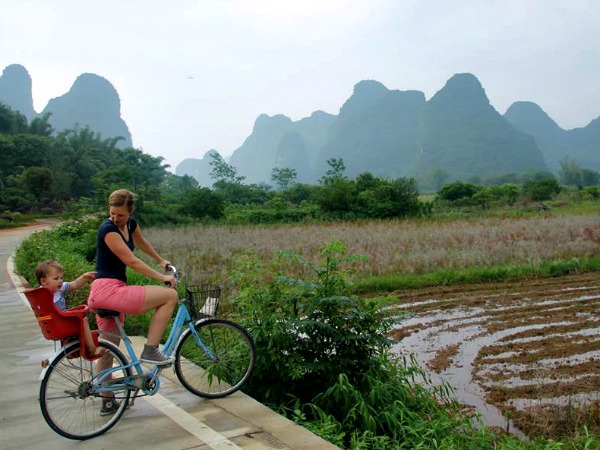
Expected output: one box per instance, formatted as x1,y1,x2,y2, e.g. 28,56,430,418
1,0,599,171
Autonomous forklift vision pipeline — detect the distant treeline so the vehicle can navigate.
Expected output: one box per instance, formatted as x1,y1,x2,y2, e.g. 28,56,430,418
1,102,597,227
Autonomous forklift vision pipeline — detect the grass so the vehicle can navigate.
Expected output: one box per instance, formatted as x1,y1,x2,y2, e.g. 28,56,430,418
352,255,600,294
143,206,600,293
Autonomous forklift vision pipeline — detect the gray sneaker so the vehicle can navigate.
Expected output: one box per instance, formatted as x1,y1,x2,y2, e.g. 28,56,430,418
100,396,120,416
140,344,174,366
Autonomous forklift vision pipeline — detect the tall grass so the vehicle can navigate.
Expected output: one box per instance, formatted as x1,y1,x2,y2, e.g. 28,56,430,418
144,212,600,290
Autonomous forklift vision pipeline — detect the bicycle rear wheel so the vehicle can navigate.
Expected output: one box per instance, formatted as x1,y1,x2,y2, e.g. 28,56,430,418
39,340,132,440
175,318,255,398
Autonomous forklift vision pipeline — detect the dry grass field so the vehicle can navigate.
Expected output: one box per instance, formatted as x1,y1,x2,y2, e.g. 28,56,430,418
146,214,600,281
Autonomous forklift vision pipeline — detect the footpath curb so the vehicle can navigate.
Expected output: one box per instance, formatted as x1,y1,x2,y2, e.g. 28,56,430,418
7,252,31,309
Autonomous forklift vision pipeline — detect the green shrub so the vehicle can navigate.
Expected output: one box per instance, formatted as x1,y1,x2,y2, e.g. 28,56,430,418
437,181,483,202
522,177,561,201
230,240,503,448
582,185,600,200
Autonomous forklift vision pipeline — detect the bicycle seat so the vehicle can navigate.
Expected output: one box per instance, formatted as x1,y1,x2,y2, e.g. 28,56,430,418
96,309,121,318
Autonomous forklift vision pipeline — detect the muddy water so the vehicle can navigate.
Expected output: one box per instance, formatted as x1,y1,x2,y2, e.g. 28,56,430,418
388,273,600,438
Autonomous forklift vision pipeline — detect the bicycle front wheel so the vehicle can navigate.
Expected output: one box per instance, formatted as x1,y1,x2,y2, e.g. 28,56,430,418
39,340,132,440
175,318,255,398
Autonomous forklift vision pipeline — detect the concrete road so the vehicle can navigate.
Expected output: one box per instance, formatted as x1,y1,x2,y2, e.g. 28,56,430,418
0,221,338,450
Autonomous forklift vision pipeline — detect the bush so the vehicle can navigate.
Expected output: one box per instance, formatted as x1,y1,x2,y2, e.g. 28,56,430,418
230,240,505,449
437,181,483,202
180,188,225,220
522,177,561,201
582,185,600,199
315,174,427,219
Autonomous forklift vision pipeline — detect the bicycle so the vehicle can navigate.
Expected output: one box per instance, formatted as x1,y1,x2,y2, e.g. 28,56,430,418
25,265,256,440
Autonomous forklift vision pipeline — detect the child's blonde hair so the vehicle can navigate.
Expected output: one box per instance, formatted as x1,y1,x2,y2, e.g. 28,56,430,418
35,260,63,284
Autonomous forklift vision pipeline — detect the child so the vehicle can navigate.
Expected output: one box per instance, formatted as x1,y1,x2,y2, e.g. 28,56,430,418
35,260,103,357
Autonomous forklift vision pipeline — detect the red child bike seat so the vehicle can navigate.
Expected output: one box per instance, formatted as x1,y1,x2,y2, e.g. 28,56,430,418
24,287,98,360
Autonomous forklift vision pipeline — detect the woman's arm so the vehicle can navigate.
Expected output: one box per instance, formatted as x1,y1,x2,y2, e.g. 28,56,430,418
131,224,171,270
105,232,171,283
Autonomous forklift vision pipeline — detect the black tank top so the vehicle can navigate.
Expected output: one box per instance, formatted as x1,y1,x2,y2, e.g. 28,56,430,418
95,217,137,282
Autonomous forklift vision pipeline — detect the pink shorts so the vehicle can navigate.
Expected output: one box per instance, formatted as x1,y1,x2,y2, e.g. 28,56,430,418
88,278,146,332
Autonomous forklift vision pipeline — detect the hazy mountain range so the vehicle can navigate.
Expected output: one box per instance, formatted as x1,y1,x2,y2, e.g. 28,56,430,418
2,64,599,187
0,64,131,148
177,73,600,186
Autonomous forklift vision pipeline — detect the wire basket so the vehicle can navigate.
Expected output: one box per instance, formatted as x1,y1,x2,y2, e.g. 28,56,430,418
185,284,221,320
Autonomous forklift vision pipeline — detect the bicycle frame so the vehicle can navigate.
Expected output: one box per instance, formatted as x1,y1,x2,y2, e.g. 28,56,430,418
47,297,218,399
35,263,255,441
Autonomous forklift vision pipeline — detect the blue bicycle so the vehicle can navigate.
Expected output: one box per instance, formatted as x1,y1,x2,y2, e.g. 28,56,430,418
31,266,256,440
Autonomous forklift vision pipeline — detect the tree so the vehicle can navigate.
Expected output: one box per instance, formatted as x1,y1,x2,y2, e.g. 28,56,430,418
281,183,314,205
437,181,482,202
8,134,53,173
212,180,271,205
21,166,54,207
93,148,167,198
160,173,198,203
523,177,561,201
581,168,600,187
355,172,379,191
180,187,225,219
29,112,54,136
0,102,28,134
315,178,356,215
271,167,297,190
320,158,346,185
486,183,519,205
558,157,582,186
209,152,245,184
356,175,423,218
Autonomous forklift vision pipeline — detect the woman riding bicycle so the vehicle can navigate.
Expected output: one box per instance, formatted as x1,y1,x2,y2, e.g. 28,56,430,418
87,189,178,413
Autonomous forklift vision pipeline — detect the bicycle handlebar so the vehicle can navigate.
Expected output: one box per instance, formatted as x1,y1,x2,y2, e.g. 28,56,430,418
164,264,181,286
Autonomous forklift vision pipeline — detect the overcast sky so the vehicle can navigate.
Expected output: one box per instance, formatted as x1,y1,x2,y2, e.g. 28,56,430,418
1,0,599,171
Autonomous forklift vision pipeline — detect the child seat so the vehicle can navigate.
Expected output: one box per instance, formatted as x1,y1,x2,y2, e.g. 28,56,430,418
24,287,98,360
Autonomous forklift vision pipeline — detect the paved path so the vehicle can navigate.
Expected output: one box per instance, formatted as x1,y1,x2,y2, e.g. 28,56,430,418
0,222,338,450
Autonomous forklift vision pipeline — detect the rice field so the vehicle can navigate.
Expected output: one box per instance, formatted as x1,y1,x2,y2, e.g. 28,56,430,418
388,273,600,439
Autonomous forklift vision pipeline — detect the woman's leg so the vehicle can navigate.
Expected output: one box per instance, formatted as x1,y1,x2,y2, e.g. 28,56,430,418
139,285,178,346
95,332,121,398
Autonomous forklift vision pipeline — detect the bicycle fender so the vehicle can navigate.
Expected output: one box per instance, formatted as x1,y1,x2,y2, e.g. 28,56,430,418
39,341,76,380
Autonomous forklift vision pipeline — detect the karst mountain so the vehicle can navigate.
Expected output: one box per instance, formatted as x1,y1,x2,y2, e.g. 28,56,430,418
2,64,599,185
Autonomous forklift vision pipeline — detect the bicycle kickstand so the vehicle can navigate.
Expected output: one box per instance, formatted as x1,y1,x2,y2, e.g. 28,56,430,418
128,388,140,408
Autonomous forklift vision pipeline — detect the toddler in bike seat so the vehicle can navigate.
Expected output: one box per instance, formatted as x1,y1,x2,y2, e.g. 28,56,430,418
35,260,104,357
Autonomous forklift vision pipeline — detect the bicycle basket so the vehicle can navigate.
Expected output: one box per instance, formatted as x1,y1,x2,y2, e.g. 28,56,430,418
186,284,221,319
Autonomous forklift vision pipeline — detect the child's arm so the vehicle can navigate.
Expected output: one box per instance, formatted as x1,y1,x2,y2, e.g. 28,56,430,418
67,271,97,292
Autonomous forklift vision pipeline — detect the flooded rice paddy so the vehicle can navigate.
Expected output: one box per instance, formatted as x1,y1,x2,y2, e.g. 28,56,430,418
388,272,600,438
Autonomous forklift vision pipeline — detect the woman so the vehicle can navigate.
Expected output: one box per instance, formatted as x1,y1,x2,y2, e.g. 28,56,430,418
88,189,178,415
